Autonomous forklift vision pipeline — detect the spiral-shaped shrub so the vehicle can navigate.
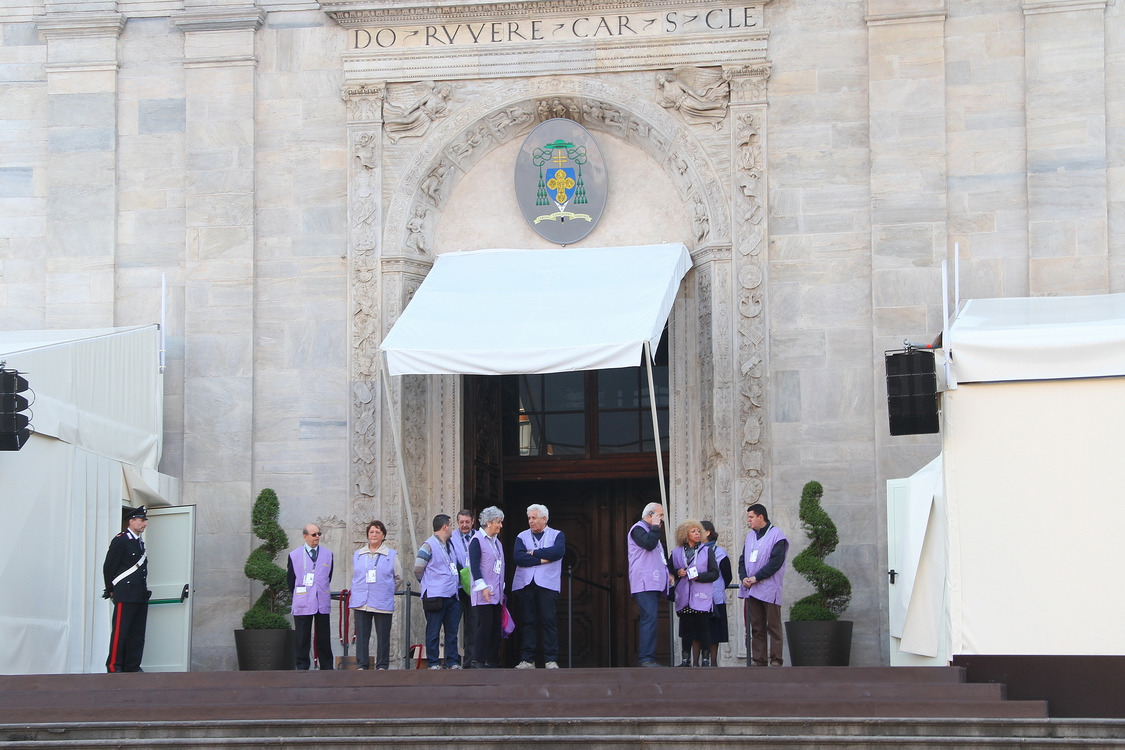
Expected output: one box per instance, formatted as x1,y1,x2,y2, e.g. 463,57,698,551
789,480,852,621
242,488,292,630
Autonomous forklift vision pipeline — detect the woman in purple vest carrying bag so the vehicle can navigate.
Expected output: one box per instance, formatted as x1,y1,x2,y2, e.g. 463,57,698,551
670,519,720,667
468,506,505,669
350,520,402,670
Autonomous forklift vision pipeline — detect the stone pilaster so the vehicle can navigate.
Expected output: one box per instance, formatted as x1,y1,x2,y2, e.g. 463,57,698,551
171,4,264,671
1024,0,1109,295
37,11,124,329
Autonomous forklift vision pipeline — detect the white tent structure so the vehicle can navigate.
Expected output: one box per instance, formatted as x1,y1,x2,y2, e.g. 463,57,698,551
888,293,1125,664
379,243,693,548
0,326,191,674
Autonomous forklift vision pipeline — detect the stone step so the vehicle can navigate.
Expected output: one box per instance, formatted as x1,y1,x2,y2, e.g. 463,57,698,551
3,717,1125,749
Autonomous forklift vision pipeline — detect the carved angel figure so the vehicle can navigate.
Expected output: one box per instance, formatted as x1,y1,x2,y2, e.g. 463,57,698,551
383,81,452,144
656,67,730,131
405,207,430,254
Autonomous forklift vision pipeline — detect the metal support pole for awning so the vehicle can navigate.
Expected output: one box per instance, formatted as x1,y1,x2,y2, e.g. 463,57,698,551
644,340,670,530
377,350,421,558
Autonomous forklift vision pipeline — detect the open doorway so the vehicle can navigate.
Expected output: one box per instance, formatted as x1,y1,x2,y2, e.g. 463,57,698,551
463,333,671,666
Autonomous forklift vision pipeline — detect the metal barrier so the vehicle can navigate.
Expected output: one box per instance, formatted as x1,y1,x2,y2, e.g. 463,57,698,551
563,565,613,668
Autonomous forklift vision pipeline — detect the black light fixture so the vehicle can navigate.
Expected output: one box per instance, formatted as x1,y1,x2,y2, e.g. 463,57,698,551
0,365,32,451
885,346,939,436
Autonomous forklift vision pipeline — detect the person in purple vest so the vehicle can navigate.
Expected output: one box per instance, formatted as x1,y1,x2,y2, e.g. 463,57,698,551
287,523,335,670
413,514,462,669
738,503,789,667
701,520,732,667
468,505,505,669
627,502,675,667
451,509,478,664
670,519,719,667
350,520,402,670
512,503,566,669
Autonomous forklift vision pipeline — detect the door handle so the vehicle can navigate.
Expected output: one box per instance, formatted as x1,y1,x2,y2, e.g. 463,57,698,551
888,569,897,584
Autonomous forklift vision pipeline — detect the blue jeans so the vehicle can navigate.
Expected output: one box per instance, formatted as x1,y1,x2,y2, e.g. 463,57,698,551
424,595,461,667
633,590,661,664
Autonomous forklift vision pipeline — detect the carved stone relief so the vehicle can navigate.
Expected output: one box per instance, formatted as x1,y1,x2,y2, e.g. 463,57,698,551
656,66,731,131
383,81,453,143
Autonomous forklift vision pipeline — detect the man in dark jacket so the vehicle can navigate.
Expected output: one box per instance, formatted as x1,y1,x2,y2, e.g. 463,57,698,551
103,506,150,673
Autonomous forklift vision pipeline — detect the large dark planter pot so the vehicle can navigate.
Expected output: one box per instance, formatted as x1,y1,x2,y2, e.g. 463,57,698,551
234,629,296,671
785,620,853,666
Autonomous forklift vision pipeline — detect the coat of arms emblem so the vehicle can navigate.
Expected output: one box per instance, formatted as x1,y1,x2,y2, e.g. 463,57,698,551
515,118,607,244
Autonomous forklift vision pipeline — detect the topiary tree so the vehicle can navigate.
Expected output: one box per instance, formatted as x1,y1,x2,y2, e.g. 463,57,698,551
242,488,292,630
789,480,852,621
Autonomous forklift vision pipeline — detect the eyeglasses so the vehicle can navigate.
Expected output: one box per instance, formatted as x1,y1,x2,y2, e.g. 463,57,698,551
307,532,322,537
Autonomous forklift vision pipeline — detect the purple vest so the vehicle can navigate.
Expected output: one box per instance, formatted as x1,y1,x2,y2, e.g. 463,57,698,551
470,530,505,607
452,530,473,569
290,546,333,616
627,520,669,595
671,544,715,613
419,534,459,598
349,547,397,611
738,524,787,605
511,527,563,593
710,544,729,606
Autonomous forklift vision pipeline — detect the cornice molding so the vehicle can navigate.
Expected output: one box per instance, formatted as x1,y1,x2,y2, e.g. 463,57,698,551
325,0,768,27
864,9,946,25
171,6,268,32
35,11,125,38
1022,0,1107,14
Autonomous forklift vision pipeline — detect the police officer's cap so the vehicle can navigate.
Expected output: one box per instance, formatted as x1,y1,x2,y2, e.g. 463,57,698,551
123,505,148,521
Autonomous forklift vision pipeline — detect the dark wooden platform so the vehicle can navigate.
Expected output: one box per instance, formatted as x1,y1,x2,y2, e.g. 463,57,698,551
0,666,1045,724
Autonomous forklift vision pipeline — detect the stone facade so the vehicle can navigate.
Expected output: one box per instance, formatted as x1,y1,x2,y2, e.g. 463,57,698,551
1,0,1122,670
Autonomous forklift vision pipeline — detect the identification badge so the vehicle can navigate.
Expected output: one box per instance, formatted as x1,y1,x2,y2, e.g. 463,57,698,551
366,569,378,583
687,566,699,579
303,572,315,587
749,550,759,563
493,560,502,575
449,562,458,576
295,586,307,594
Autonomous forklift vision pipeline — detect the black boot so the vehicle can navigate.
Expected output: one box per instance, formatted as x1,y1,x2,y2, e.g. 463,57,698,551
678,652,691,667
701,649,711,667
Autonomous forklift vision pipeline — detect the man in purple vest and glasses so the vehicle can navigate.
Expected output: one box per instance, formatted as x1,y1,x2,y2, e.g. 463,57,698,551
627,502,675,667
738,503,789,667
287,523,335,670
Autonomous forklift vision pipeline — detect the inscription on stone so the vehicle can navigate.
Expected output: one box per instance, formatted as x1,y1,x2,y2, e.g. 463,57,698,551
350,6,762,50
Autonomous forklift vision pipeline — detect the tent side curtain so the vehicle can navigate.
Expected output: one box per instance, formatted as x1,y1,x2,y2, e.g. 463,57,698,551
947,293,1125,383
0,326,163,468
379,243,693,376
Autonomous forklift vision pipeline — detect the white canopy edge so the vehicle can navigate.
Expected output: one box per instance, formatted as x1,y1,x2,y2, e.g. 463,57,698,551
379,244,693,376
947,293,1125,383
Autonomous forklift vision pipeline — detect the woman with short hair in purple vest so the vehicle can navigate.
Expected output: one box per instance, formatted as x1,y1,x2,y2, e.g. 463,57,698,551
701,520,732,667
350,520,402,670
468,506,505,669
670,519,720,667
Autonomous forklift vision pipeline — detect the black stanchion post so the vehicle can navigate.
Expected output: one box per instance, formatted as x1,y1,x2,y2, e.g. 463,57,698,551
403,582,412,670
567,565,573,669
668,598,676,667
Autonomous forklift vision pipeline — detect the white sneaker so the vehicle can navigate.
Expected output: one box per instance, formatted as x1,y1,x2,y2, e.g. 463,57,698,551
428,665,442,670
515,661,535,669
545,661,559,669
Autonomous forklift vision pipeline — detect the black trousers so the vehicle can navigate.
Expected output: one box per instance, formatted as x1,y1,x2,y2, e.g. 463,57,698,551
294,612,334,670
459,590,477,661
106,601,147,673
353,610,392,669
518,583,559,662
677,609,711,653
473,603,502,667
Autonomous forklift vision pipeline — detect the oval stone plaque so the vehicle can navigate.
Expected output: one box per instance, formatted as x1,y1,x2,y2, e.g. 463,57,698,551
515,118,608,245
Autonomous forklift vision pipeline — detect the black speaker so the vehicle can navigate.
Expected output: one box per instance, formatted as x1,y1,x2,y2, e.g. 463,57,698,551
0,368,31,451
885,350,939,436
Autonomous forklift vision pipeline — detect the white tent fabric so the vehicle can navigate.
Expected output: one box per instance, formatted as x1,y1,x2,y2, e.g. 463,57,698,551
947,293,1125,383
0,326,163,468
379,244,693,376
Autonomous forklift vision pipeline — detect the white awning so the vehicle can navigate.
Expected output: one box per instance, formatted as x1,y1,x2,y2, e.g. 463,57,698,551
379,243,693,376
947,293,1125,383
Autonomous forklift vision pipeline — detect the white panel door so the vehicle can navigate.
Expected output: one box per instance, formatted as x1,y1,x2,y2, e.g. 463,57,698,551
141,505,195,672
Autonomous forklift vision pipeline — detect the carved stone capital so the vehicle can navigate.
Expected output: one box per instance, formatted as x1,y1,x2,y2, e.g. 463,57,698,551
380,257,433,277
343,82,386,123
36,11,125,39
725,62,771,105
171,6,267,33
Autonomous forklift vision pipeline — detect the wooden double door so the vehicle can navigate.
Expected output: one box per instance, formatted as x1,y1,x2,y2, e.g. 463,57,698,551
500,478,670,668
